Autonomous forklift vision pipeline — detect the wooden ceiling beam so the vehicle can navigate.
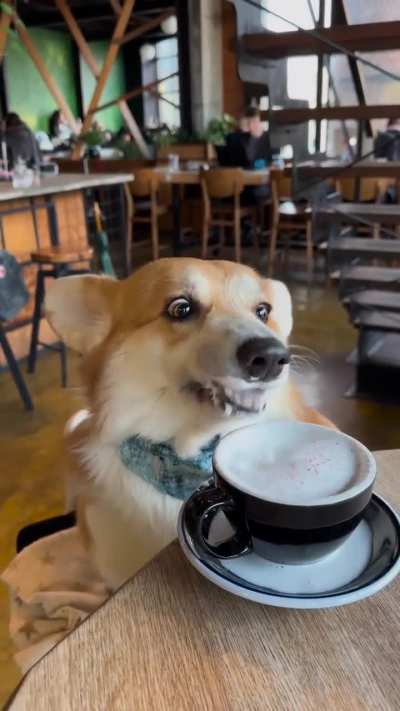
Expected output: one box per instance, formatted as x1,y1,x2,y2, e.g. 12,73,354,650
55,0,100,78
56,0,149,158
265,104,400,123
0,0,12,64
243,21,400,57
12,12,79,132
89,72,178,113
115,7,174,46
75,0,136,153
110,0,122,15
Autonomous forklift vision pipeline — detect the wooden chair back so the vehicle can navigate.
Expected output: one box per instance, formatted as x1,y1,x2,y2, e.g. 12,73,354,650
157,142,216,162
131,168,161,199
201,168,244,202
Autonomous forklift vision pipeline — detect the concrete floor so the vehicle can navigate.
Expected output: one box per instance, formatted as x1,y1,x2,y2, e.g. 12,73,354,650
1,272,400,706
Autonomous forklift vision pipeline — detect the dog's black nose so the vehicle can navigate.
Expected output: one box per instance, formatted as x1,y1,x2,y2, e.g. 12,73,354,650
237,337,290,381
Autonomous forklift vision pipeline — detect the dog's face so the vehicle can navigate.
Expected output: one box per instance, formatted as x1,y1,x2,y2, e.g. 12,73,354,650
46,259,293,448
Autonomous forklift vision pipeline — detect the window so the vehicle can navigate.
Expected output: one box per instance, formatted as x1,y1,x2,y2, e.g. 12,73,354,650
141,38,181,129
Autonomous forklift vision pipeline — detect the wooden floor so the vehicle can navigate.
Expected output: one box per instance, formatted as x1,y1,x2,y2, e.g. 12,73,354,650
1,265,400,705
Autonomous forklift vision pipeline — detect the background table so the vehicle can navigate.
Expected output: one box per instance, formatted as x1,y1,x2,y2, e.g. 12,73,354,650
156,168,270,253
8,450,400,711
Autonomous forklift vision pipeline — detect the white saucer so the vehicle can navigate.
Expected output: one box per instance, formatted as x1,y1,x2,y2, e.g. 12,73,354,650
178,492,400,609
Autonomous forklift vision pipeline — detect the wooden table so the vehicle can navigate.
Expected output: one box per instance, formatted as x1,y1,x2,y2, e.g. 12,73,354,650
7,449,400,711
156,168,270,253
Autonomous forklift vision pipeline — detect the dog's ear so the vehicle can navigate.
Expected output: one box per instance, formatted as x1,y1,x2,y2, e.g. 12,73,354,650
45,274,119,354
262,279,293,342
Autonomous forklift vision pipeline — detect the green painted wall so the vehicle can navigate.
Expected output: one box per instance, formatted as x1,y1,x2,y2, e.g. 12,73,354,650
5,28,79,132
81,41,126,132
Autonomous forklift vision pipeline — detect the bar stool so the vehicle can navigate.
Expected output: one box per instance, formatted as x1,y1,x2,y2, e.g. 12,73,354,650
28,246,93,386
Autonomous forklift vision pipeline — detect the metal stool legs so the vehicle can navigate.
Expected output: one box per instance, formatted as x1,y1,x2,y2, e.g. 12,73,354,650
0,324,34,411
28,267,67,387
28,265,88,387
27,268,45,376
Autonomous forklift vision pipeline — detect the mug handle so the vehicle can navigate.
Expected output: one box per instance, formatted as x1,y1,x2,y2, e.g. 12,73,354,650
193,485,252,559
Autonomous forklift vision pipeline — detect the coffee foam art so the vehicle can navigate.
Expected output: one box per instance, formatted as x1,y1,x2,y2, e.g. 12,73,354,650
215,422,372,505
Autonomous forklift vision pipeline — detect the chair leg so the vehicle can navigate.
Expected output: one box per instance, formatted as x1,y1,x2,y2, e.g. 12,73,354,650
150,209,159,261
202,217,210,259
268,219,279,276
0,325,34,411
305,220,314,278
219,225,225,250
60,343,67,388
27,268,45,374
234,210,241,263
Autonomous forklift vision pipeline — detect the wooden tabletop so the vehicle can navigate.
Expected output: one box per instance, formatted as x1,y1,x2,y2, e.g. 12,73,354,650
0,173,133,202
8,450,400,711
156,167,270,186
296,160,400,179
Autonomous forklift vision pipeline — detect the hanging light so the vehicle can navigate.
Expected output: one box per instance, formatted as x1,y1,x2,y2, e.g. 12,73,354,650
161,15,177,35
140,43,156,63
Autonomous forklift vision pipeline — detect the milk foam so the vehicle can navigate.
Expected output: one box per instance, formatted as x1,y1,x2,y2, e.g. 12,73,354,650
217,425,367,505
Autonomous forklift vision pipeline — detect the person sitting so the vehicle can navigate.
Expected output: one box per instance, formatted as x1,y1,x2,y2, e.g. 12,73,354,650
49,110,73,149
2,112,40,170
374,118,400,162
374,119,400,202
223,107,272,207
223,107,272,171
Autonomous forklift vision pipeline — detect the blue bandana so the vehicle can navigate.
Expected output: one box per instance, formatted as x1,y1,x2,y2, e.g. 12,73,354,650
119,435,218,500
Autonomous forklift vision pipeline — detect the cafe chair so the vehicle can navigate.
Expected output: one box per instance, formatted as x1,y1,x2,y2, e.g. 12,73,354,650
28,245,93,388
201,168,258,263
128,169,168,267
0,251,33,410
268,169,313,277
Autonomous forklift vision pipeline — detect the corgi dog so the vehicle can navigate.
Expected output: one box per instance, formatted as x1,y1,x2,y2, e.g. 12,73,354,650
46,258,335,589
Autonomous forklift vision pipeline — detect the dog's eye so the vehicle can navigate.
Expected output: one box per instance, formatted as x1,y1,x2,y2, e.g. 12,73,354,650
255,302,271,323
167,297,192,320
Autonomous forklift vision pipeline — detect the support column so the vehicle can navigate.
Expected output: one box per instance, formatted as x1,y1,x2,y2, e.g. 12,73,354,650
188,0,223,133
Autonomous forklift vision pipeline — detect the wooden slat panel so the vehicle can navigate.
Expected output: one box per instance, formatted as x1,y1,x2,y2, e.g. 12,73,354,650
243,21,400,57
266,104,400,124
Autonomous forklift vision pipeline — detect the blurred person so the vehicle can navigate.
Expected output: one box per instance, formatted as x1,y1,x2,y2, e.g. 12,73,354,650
49,110,72,147
2,112,40,169
374,118,400,202
374,118,400,162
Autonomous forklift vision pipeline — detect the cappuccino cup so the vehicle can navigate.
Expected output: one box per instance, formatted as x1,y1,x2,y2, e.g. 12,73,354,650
189,421,376,565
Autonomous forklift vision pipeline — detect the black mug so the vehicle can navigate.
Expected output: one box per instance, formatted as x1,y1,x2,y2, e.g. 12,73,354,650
187,422,376,565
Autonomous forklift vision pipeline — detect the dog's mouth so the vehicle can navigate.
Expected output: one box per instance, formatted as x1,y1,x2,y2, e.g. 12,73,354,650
185,380,271,416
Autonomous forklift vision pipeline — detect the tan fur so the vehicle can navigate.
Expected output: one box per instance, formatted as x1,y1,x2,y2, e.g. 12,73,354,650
48,258,335,587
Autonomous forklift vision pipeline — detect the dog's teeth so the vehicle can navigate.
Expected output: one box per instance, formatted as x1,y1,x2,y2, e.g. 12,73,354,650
224,402,234,416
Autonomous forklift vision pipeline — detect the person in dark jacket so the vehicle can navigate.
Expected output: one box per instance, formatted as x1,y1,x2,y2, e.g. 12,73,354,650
3,113,40,169
223,107,272,170
374,119,400,162
374,119,400,202
223,107,272,206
